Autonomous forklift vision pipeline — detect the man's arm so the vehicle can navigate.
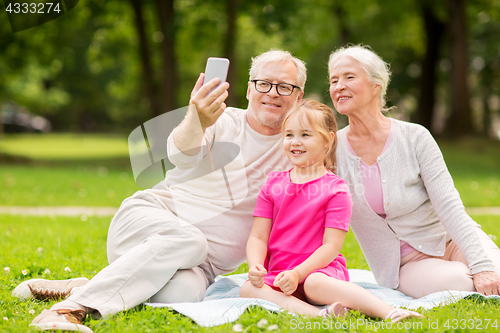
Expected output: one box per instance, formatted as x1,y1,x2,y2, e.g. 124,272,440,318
173,73,229,156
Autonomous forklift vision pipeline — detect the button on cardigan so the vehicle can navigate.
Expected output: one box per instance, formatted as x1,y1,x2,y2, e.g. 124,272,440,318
336,119,494,289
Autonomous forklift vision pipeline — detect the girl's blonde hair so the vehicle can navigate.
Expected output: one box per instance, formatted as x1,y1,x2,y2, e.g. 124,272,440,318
282,100,338,174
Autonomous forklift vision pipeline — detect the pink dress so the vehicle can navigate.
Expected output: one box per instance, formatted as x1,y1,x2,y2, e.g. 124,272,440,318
253,170,353,288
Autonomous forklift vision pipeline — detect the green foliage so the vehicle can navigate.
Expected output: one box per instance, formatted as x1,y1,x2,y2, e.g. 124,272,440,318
0,0,148,131
1,0,499,134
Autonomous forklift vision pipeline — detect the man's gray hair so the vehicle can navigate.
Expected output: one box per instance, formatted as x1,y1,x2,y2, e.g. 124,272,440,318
328,45,391,111
249,50,307,89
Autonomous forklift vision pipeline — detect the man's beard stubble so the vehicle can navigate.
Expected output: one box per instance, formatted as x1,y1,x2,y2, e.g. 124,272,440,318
256,110,286,130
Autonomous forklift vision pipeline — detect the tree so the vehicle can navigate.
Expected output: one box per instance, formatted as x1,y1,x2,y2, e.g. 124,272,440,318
130,0,162,118
469,6,500,138
414,2,445,133
332,2,351,46
222,0,239,107
155,0,179,113
445,0,474,136
2,0,498,137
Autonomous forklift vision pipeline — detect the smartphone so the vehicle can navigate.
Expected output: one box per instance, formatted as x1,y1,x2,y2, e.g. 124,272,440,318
203,57,230,94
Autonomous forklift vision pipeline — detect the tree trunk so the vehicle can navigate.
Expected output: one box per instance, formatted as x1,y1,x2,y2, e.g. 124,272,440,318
332,3,350,45
481,84,492,137
445,0,474,136
414,3,445,134
223,0,239,107
130,0,162,118
155,0,178,113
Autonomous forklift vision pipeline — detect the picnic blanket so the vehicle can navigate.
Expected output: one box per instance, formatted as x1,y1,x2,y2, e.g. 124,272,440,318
145,269,500,327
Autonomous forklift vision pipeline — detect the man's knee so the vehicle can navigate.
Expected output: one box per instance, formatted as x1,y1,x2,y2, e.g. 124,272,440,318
176,227,209,268
150,268,208,303
189,227,209,256
144,225,208,268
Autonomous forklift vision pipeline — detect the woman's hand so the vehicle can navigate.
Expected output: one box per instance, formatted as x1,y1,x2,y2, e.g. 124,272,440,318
273,270,299,295
472,271,500,295
248,264,267,288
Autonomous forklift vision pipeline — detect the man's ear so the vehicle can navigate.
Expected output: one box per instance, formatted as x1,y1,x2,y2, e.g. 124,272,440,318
246,82,251,100
296,90,304,102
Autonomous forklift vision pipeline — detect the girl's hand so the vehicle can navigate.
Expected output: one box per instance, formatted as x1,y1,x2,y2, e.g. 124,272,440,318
248,264,267,288
273,270,299,295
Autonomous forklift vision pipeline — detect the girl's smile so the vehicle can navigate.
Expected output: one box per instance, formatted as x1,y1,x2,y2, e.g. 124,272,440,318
283,115,328,171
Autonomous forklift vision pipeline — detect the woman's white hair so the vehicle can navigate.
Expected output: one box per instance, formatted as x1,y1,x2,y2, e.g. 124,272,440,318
328,45,391,111
249,50,307,89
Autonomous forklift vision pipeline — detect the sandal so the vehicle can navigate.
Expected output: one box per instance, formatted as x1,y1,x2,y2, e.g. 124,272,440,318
319,302,350,318
30,309,92,332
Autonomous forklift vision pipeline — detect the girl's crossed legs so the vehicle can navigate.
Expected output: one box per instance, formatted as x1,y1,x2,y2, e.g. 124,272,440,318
240,272,393,318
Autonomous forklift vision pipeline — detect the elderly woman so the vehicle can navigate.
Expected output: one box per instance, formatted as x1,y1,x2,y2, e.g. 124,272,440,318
328,45,500,298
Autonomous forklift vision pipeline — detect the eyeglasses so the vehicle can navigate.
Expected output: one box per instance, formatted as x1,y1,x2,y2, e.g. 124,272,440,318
250,79,301,96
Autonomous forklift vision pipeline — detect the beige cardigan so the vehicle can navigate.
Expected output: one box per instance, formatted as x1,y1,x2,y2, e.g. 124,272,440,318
336,119,494,289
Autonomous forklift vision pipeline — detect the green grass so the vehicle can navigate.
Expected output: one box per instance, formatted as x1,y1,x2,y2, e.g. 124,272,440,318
0,133,142,206
1,133,500,331
439,138,500,207
0,165,139,207
0,134,129,160
1,214,499,332
1,133,500,207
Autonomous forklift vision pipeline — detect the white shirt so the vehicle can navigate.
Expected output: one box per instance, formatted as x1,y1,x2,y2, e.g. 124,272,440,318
146,107,291,276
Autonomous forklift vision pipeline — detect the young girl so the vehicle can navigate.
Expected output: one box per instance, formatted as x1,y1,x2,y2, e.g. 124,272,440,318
240,100,421,322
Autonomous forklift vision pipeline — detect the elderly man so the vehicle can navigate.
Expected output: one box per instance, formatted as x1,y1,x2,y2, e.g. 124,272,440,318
18,50,306,332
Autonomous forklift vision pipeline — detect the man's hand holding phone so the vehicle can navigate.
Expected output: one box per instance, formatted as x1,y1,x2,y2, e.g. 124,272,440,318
174,58,230,156
189,58,230,131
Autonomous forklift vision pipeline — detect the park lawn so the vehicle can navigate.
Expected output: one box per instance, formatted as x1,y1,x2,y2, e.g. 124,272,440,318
0,214,499,333
0,134,129,160
0,165,139,207
0,133,140,207
1,133,500,207
439,138,500,207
